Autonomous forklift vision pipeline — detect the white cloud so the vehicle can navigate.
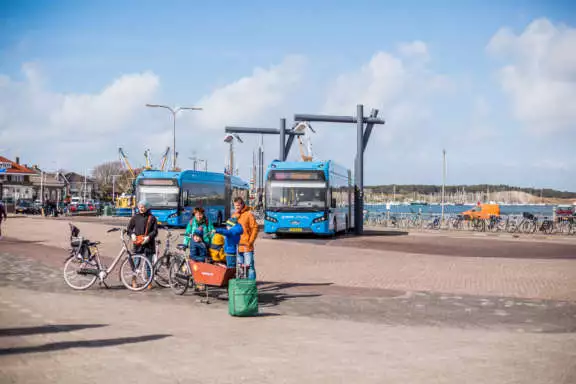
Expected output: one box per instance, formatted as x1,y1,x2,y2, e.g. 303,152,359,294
316,42,451,168
0,57,307,178
191,55,306,131
398,40,429,61
487,18,576,134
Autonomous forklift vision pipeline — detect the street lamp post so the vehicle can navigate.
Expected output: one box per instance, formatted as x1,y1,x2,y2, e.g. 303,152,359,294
84,168,94,203
110,174,122,203
146,104,203,170
223,134,243,175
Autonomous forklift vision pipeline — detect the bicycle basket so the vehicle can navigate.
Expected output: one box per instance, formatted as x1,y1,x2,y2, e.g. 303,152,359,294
69,223,80,239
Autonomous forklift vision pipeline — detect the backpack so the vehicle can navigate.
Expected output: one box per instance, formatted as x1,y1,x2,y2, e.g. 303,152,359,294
209,233,226,262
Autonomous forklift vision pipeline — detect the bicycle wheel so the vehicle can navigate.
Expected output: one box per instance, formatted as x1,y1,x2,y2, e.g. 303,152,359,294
168,256,191,295
119,255,153,291
153,254,172,288
63,257,98,290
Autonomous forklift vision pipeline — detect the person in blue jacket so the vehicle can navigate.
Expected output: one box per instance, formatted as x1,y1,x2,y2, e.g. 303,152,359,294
189,229,208,262
215,217,243,268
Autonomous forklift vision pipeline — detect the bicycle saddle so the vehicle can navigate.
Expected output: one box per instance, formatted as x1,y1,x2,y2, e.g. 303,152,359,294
176,244,188,251
87,241,101,246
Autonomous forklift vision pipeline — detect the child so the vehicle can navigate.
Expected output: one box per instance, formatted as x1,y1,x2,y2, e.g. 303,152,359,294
189,229,208,262
215,217,243,268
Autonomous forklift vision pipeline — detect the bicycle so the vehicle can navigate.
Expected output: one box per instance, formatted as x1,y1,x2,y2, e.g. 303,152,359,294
151,228,175,288
63,224,153,291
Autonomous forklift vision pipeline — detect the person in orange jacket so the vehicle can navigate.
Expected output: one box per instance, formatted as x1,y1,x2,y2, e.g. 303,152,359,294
232,197,259,280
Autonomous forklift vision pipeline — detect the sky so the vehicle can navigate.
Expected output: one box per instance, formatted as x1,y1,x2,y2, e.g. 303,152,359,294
1,0,575,190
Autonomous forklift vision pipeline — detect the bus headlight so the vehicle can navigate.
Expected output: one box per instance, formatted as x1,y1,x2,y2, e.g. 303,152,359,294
313,215,327,223
168,212,178,218
265,215,278,223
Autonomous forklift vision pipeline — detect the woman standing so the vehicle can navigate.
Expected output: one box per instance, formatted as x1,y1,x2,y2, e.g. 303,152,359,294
183,207,214,247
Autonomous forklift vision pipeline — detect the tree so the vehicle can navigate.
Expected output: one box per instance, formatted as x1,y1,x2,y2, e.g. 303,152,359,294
92,161,126,200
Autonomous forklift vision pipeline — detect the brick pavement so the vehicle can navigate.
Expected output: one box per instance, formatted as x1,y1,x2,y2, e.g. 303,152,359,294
3,216,576,301
1,285,576,384
2,217,576,383
2,247,576,333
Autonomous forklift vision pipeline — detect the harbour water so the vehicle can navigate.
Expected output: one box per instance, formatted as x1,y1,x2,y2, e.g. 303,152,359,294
365,204,558,217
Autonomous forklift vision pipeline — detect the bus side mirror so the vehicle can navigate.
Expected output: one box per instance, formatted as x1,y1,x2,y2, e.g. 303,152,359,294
331,198,337,208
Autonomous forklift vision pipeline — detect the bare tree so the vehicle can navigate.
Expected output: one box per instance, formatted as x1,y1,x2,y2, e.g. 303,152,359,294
92,161,125,199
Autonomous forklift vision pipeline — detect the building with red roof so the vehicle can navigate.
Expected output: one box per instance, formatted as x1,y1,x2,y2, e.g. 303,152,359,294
0,156,37,202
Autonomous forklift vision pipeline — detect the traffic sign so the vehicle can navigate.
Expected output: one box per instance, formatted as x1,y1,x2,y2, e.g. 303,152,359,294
0,169,6,174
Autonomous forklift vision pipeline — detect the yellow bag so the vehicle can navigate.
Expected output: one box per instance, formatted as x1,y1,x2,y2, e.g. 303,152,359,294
209,233,226,262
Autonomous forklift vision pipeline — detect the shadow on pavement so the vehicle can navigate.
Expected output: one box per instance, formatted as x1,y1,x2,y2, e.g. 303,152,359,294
355,229,409,237
256,281,325,307
0,324,108,337
258,292,321,307
1,238,47,245
257,281,333,291
0,334,172,356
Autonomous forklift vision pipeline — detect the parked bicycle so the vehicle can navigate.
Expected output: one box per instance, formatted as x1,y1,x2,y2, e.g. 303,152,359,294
167,243,194,295
152,228,187,288
63,224,154,291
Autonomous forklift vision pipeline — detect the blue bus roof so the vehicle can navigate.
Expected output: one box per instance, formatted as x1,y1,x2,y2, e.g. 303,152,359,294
267,160,349,172
137,170,248,188
267,160,330,170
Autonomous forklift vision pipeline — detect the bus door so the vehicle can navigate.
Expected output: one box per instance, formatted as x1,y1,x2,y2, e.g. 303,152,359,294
224,176,232,219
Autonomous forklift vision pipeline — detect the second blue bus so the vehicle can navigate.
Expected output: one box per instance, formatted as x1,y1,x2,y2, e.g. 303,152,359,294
135,170,249,228
263,160,354,236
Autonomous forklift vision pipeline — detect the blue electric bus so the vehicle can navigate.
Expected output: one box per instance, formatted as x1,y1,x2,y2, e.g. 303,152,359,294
263,160,354,236
135,170,249,228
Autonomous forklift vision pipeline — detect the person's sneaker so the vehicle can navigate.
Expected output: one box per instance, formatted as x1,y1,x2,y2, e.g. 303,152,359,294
131,277,137,289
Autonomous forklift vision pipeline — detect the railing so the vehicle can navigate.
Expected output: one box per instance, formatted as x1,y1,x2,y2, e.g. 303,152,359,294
362,211,576,236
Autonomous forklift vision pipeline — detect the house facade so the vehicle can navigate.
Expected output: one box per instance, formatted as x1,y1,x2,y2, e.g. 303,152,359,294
0,156,36,202
29,168,67,203
64,172,98,201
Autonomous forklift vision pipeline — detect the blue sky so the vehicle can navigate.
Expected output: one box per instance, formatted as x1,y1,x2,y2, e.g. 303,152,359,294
1,0,575,190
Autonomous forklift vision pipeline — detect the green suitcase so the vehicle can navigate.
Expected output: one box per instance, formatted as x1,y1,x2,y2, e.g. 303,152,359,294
228,278,258,317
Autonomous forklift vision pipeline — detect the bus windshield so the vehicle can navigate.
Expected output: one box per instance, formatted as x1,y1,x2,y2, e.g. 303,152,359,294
137,185,179,208
266,180,326,211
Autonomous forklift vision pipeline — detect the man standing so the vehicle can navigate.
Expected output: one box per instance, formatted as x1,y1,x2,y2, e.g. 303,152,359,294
233,197,259,280
127,200,158,288
0,201,7,239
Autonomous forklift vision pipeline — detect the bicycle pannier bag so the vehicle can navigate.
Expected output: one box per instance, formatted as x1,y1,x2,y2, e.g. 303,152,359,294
228,278,258,317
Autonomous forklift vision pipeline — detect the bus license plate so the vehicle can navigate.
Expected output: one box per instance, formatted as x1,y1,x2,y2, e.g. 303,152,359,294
289,228,302,232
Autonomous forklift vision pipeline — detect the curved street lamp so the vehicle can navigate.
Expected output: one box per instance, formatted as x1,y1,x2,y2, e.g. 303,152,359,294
146,104,203,170
223,134,243,175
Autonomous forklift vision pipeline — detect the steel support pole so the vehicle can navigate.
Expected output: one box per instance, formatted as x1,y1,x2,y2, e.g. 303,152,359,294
280,118,286,161
284,135,296,160
362,109,379,153
355,104,364,235
172,111,177,170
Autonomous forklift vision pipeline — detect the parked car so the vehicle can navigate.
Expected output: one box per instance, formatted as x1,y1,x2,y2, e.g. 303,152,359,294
555,205,574,217
15,200,41,215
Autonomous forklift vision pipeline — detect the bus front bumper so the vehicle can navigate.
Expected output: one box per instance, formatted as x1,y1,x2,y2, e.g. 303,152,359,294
264,222,329,234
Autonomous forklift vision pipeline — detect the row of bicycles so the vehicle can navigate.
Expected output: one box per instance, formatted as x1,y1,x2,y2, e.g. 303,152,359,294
63,223,205,293
363,211,576,235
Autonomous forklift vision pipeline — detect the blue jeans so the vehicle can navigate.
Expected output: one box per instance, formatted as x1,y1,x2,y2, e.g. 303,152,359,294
225,254,237,268
237,252,256,280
